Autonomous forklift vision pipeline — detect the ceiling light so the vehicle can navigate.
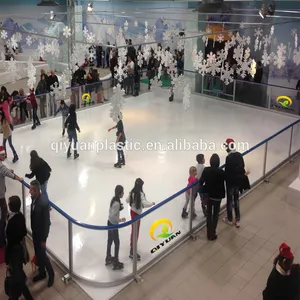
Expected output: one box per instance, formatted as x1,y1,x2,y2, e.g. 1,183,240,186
87,3,93,12
50,11,56,20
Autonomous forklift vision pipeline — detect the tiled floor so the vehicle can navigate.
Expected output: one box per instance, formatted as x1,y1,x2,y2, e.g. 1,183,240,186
111,154,300,300
0,237,92,300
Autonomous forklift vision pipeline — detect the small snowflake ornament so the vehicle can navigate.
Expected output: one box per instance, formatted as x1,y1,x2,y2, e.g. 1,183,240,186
124,21,128,31
261,50,270,66
240,22,245,29
254,28,263,38
26,36,32,46
291,28,297,37
10,35,18,49
1,30,8,40
217,34,224,43
63,26,71,38
110,83,125,122
134,21,138,27
183,83,191,111
83,26,89,37
293,49,300,65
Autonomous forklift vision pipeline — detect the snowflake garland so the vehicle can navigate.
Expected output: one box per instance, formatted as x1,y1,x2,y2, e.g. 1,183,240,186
110,84,125,122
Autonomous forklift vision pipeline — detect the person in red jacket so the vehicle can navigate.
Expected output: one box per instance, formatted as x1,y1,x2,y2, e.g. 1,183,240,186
27,89,41,130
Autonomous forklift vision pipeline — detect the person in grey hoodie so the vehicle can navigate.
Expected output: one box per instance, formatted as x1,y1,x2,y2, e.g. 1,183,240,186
0,145,23,249
105,185,126,270
54,100,69,137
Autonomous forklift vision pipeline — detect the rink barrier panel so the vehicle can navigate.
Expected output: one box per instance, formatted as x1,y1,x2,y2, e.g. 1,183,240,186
13,73,300,286
17,116,300,287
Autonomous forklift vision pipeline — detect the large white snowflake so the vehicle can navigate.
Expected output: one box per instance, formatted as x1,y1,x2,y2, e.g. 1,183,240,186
86,33,95,43
233,45,243,63
63,26,71,38
10,35,18,49
277,43,287,56
183,83,191,111
26,57,36,89
273,54,286,69
293,49,300,65
26,36,32,46
221,63,234,85
263,35,271,48
137,51,143,68
254,28,263,38
110,83,125,122
177,39,185,52
37,43,45,57
261,50,270,66
1,30,8,40
291,28,297,37
134,20,138,27
150,76,161,90
236,57,251,79
6,58,19,83
240,22,245,29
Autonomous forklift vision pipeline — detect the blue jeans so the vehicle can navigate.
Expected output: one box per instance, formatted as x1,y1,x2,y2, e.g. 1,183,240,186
67,129,78,155
226,185,240,222
3,135,17,156
41,180,49,201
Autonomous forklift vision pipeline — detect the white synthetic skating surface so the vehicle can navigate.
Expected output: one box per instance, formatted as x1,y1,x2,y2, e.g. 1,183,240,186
5,89,300,300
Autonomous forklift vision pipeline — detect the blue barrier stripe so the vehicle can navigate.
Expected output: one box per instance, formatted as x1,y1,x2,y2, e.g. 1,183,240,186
21,116,300,230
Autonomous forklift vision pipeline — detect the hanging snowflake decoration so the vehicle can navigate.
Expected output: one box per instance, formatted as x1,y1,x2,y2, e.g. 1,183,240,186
177,39,185,52
114,61,127,82
150,76,161,90
134,21,138,27
221,63,234,85
110,83,125,122
26,36,33,46
254,38,259,52
236,56,251,79
263,35,271,49
217,34,224,43
240,22,245,29
295,34,298,49
1,30,8,40
233,45,244,64
63,26,71,38
254,28,263,38
291,28,297,37
261,50,270,66
10,35,18,49
83,26,89,37
26,57,36,89
6,58,19,83
86,33,95,43
137,51,143,68
273,54,286,69
293,49,300,65
270,26,274,36
37,43,45,57
277,43,287,56
183,83,191,111
124,21,128,31
206,53,220,76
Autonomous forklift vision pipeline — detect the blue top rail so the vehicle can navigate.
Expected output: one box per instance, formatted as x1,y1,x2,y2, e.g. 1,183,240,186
21,116,300,230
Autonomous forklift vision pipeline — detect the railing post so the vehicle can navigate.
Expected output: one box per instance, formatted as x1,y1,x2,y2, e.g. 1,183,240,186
233,79,236,102
201,75,204,94
267,86,272,109
189,186,198,240
132,221,143,284
21,184,26,219
288,125,294,158
263,142,269,183
62,220,73,284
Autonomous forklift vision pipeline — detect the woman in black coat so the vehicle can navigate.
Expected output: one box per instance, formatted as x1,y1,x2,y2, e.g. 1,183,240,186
199,154,225,241
25,150,51,204
5,195,33,300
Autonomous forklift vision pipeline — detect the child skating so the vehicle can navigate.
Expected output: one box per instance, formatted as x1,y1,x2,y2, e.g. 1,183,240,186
27,88,40,130
0,109,18,163
64,104,80,159
54,100,69,137
182,166,198,219
106,185,126,270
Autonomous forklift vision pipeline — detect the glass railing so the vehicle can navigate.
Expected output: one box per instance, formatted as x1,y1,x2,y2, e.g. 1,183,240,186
186,69,299,115
14,89,300,287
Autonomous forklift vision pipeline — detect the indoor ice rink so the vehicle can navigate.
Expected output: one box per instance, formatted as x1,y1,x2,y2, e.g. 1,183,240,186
4,89,300,299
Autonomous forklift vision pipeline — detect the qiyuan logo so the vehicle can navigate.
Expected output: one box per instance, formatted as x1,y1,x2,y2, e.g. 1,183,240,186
82,93,91,103
149,218,181,254
276,96,292,109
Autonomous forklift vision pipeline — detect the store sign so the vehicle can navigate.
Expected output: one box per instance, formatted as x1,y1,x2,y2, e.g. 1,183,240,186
149,218,181,254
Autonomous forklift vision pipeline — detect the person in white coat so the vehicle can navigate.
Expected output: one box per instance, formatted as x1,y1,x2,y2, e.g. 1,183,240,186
126,178,155,260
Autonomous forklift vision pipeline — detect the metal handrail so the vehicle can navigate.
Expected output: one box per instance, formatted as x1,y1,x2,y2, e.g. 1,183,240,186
20,117,300,230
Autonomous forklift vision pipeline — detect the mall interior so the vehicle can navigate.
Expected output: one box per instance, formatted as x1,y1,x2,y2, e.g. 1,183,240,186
0,0,300,300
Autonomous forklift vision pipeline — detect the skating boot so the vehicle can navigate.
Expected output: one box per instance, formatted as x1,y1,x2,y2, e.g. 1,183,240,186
31,124,36,130
62,129,65,137
12,155,19,163
37,122,41,126
181,208,188,219
105,256,115,266
74,152,79,160
112,260,124,270
169,94,174,102
129,249,141,261
114,163,121,168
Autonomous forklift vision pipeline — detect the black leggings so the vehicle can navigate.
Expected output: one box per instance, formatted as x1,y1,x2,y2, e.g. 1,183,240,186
106,220,120,259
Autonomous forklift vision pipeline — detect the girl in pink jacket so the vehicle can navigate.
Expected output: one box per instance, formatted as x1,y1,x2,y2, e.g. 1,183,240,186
0,86,13,130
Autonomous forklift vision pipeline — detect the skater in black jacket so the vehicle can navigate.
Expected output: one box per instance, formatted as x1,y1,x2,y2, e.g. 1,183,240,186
64,104,80,159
